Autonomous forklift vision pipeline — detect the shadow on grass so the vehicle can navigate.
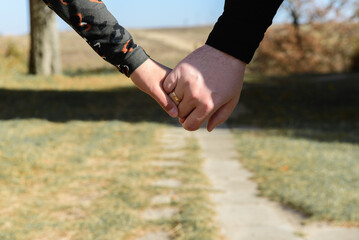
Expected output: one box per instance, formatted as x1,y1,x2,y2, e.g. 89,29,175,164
228,73,359,144
63,67,117,77
0,86,176,125
1,73,358,142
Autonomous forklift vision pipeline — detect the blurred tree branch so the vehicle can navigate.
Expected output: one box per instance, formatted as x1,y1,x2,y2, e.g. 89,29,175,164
282,0,358,26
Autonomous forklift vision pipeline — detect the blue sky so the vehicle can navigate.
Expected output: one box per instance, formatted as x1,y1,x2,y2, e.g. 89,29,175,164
0,0,286,35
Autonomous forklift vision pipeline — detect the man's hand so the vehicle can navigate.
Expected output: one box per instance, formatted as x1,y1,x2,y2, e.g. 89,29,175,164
130,58,178,118
163,44,246,132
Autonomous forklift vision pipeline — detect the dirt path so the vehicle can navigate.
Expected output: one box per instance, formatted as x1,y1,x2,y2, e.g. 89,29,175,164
194,126,359,240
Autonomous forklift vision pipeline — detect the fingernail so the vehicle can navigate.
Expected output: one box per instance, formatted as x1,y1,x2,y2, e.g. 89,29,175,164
169,108,178,118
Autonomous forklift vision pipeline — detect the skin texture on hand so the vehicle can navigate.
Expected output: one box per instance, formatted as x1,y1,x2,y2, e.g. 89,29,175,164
130,58,178,118
163,44,246,132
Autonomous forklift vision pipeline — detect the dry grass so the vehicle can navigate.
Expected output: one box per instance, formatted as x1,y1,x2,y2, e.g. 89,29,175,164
0,26,211,74
229,73,359,225
131,26,211,68
0,120,220,239
232,129,359,225
0,26,220,239
0,120,155,239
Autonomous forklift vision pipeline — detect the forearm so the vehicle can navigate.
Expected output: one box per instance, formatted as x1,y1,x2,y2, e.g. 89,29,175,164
42,0,149,77
206,0,283,64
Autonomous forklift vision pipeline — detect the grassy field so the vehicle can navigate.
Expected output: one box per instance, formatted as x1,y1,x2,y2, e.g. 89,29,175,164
229,74,359,225
0,28,221,240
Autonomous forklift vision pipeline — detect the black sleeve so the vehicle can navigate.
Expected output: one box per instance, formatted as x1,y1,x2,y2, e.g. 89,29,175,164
206,0,283,64
42,0,149,77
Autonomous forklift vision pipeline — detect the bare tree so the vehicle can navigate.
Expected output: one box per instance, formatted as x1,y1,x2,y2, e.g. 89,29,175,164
282,0,305,55
29,0,61,75
282,0,357,26
281,0,357,56
353,2,359,21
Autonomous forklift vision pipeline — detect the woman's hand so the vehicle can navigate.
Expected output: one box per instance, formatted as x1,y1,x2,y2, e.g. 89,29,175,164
130,58,178,118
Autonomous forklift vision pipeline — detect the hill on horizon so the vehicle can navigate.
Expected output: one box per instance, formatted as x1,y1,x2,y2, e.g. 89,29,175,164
0,26,213,73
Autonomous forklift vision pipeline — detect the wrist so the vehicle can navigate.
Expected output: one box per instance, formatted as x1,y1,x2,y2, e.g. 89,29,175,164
203,44,247,68
130,58,172,94
117,46,149,77
130,58,151,81
130,59,168,80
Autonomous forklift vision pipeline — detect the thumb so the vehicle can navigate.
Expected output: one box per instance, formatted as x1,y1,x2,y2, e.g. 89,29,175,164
149,82,179,118
130,59,178,118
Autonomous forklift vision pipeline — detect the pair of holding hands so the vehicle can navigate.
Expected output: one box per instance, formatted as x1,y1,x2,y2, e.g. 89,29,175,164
131,44,246,132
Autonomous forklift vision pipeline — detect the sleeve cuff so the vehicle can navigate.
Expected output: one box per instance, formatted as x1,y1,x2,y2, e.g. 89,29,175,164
115,46,149,77
206,15,268,64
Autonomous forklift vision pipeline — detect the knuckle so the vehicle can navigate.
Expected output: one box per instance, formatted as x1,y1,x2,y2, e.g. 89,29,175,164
164,80,175,93
190,94,200,103
178,64,201,84
163,82,172,93
189,88,202,103
178,62,193,73
203,100,215,114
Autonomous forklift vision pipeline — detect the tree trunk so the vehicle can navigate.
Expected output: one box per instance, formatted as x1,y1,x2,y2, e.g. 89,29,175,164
29,0,61,75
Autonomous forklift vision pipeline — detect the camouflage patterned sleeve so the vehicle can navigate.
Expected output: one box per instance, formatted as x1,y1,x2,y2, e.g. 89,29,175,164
42,0,149,77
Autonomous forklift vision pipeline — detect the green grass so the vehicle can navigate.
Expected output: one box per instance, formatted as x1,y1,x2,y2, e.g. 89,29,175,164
232,129,359,224
229,74,359,225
